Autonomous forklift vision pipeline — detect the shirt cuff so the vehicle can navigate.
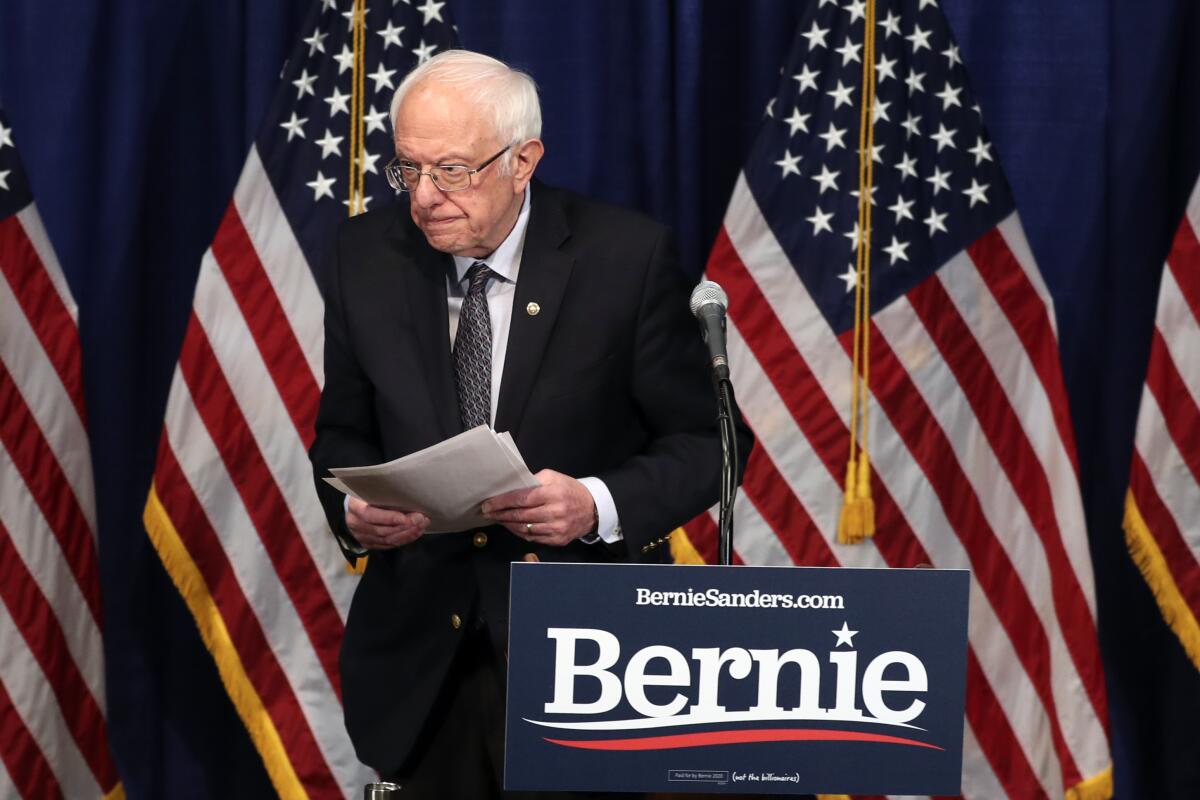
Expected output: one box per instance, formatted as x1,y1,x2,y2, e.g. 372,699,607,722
577,477,623,544
340,495,367,555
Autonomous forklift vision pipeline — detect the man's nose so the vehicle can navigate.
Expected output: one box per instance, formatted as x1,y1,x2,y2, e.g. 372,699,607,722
411,173,443,208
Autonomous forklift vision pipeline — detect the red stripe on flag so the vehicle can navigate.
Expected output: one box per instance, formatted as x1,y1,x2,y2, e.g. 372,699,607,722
682,511,719,564
0,518,116,790
708,226,1045,780
909,275,1108,727
1165,214,1200,323
0,215,87,425
210,205,320,447
1129,454,1200,612
965,649,1048,799
0,672,66,800
862,319,1082,786
740,445,838,566
968,229,1080,474
1144,328,1200,486
153,438,343,799
175,313,343,695
0,358,102,622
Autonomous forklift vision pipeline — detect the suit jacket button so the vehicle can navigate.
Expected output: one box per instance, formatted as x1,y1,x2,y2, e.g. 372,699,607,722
473,531,488,548
450,613,462,630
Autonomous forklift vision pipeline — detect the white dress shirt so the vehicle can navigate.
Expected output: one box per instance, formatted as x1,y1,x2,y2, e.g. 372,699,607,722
447,187,622,544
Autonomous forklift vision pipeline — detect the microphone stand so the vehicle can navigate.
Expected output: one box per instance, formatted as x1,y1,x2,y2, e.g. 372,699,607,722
715,377,740,566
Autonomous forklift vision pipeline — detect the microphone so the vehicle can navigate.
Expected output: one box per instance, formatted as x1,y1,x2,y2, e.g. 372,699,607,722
689,280,730,382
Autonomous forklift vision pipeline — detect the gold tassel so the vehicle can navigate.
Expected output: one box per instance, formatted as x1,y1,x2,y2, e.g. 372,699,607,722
855,450,876,539
837,457,862,544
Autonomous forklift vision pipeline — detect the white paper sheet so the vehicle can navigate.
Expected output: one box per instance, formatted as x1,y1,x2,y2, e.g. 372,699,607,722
322,425,541,533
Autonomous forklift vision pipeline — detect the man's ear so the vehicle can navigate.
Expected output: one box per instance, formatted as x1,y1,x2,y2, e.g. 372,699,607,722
511,138,544,191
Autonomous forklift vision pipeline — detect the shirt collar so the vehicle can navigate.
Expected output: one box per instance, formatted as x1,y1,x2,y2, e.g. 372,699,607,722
451,184,531,285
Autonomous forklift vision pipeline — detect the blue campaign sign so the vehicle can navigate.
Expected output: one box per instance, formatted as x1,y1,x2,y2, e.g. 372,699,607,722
504,562,970,795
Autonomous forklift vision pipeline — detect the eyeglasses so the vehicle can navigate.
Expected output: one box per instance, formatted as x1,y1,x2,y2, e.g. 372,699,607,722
384,145,511,193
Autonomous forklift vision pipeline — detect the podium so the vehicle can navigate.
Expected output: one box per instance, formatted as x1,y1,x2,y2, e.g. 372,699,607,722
504,562,970,796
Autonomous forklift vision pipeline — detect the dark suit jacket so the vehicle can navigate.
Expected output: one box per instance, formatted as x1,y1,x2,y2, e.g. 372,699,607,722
310,180,752,775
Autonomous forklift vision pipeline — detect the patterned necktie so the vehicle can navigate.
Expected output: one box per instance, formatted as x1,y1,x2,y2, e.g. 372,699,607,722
453,262,495,429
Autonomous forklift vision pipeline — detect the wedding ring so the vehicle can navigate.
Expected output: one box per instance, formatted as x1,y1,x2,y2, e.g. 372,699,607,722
525,522,533,534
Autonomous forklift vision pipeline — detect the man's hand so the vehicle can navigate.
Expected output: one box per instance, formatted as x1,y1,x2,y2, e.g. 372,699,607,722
346,497,429,550
481,469,596,546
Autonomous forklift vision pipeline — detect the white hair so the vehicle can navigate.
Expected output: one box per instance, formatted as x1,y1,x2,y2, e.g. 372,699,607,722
389,50,542,174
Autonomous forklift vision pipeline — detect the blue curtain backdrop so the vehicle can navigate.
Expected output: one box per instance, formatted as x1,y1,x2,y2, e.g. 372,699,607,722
1,0,1197,796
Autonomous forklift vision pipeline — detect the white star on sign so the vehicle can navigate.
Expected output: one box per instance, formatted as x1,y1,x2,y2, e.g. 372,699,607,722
793,64,820,93
878,9,901,38
889,194,915,223
901,112,922,138
835,38,862,66
919,0,939,10
895,152,918,180
943,43,963,67
931,123,958,152
872,99,891,123
936,82,963,110
907,24,933,53
838,265,858,292
876,53,898,83
344,194,373,212
764,97,776,118
307,170,336,200
365,105,389,134
293,69,317,99
417,0,446,24
818,122,847,152
827,80,855,109
774,149,802,178
905,70,926,95
833,621,859,647
315,129,344,158
320,0,335,9
926,166,952,195
963,178,990,207
801,20,830,50
924,208,949,236
370,64,398,93
0,122,11,150
326,87,351,117
361,150,381,174
845,0,867,23
304,29,328,56
333,45,355,74
883,235,910,264
811,164,840,194
378,20,405,49
871,143,885,163
807,206,835,235
784,107,811,136
969,136,994,165
280,112,308,141
412,38,438,64
0,170,9,190
341,7,362,30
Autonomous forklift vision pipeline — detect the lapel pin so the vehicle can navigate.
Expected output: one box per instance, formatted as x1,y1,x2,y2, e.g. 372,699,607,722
526,302,541,316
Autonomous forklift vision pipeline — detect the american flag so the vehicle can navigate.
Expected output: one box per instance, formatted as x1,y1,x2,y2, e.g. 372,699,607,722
1125,175,1200,674
141,1,456,797
679,0,1113,797
0,108,120,797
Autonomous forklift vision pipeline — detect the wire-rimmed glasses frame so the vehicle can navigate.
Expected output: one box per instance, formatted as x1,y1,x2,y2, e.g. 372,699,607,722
384,144,512,193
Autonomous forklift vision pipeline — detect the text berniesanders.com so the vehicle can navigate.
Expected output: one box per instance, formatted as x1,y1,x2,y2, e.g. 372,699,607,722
635,587,845,610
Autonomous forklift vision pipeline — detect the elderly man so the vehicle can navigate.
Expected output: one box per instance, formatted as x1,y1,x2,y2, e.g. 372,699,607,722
310,49,750,797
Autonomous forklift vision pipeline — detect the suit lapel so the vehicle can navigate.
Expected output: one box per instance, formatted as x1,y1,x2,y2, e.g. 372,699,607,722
390,215,461,440
495,184,573,435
